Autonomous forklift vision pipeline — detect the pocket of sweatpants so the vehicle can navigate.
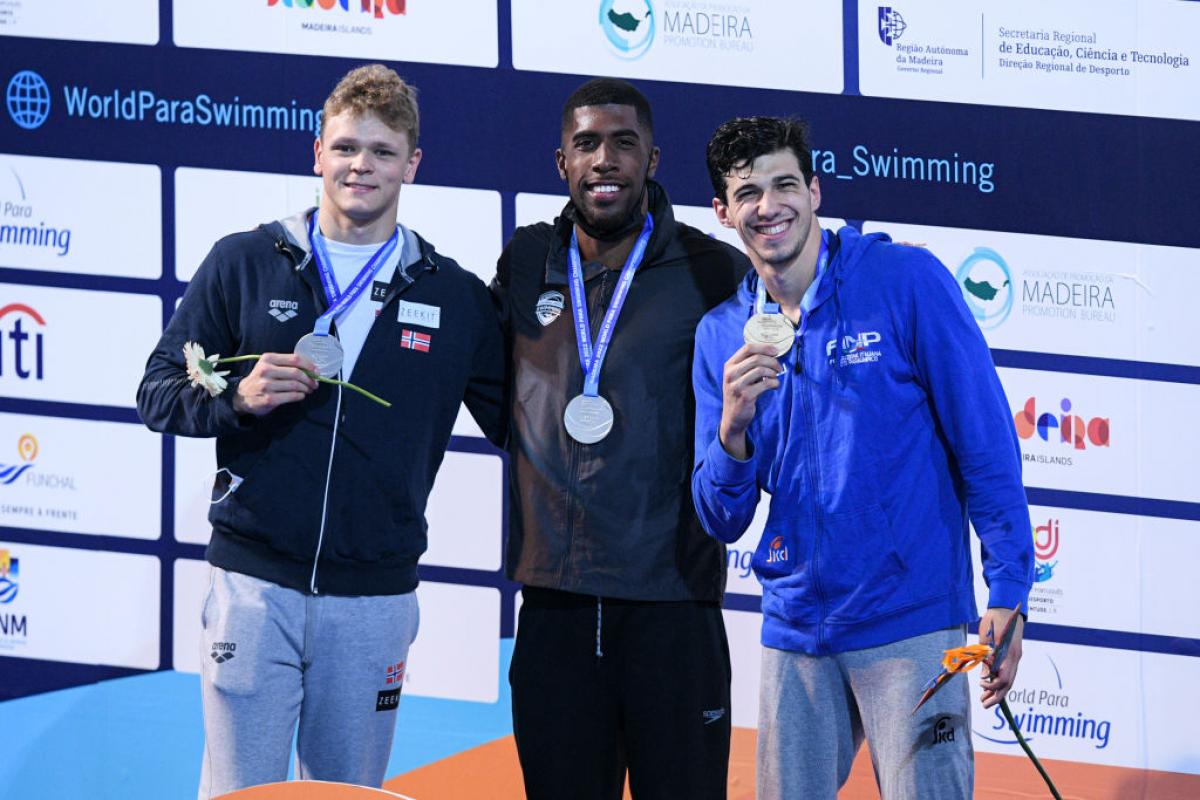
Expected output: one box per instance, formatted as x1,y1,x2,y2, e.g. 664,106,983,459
817,504,910,621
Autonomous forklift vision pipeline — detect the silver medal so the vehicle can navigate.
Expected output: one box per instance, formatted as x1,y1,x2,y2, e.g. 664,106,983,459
295,332,344,377
743,313,795,357
564,394,614,444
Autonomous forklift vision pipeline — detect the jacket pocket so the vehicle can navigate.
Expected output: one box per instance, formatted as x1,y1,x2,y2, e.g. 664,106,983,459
817,504,910,621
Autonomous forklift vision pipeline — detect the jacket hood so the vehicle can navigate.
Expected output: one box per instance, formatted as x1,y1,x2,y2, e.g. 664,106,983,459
543,180,679,284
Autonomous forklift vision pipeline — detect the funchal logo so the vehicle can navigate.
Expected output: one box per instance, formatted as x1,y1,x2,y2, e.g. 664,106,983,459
266,0,406,18
956,247,1013,330
0,434,38,487
600,0,655,60
878,7,906,46
6,70,51,131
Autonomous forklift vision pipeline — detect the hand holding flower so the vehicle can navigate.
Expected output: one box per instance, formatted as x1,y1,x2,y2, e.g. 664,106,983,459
232,352,320,416
979,606,1024,709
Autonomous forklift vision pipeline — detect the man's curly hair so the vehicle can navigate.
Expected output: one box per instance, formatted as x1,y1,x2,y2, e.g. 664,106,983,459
321,64,419,147
706,116,814,202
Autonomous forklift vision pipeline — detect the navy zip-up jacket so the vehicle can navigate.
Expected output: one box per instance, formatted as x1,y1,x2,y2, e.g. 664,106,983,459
692,226,1033,654
138,209,505,596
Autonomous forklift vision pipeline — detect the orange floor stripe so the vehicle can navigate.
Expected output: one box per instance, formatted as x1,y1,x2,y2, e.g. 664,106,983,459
386,728,1200,799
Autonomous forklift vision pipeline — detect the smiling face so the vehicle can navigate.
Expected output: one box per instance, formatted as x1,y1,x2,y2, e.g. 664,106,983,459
713,148,821,274
313,110,421,241
556,103,660,236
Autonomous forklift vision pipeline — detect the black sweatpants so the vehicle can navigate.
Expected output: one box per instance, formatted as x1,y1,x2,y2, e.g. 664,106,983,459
510,587,732,800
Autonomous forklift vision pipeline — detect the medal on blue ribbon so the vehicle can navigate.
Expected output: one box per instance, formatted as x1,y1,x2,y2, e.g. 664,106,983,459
743,230,830,356
563,213,654,444
296,213,399,376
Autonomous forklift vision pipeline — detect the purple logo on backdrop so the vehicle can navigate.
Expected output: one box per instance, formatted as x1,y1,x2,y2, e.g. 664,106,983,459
878,7,906,46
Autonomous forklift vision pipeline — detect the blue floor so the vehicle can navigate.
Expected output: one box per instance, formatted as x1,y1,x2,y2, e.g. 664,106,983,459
0,640,516,799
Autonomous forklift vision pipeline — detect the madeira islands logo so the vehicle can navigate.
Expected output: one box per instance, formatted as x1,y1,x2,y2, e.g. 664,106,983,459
956,247,1013,330
0,434,38,486
600,0,655,60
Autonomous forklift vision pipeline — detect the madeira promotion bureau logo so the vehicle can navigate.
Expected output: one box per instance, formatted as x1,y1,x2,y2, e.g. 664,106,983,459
956,247,1012,329
0,434,38,487
6,70,51,131
600,0,655,60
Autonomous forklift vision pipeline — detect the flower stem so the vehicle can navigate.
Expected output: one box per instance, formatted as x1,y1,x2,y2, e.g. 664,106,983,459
309,373,391,408
999,698,1062,799
214,354,391,408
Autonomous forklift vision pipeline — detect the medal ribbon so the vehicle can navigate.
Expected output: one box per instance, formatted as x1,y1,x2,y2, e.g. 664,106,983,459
307,212,400,337
567,213,654,398
754,229,830,337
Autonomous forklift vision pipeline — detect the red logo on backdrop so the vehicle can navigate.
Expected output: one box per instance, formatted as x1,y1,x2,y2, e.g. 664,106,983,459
0,304,46,381
265,0,405,20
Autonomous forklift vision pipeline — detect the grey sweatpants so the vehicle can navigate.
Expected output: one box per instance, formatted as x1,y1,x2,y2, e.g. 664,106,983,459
757,626,972,800
197,566,420,799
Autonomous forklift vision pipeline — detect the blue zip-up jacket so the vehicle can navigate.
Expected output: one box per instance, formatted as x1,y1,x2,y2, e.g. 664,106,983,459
692,226,1033,655
137,209,505,597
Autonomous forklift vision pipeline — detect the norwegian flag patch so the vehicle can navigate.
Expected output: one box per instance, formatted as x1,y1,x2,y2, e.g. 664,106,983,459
400,328,431,352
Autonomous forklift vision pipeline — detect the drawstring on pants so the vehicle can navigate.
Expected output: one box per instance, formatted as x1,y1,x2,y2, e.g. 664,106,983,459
595,596,604,657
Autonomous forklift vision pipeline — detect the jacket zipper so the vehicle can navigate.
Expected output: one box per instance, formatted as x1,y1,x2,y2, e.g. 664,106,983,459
307,251,434,595
796,333,828,653
561,267,609,587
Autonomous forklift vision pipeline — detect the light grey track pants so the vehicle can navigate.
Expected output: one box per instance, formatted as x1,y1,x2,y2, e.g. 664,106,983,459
757,626,973,800
197,566,420,799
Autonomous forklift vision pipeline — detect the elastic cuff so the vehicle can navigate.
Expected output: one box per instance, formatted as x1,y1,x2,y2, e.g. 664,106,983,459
986,580,1031,615
706,434,756,485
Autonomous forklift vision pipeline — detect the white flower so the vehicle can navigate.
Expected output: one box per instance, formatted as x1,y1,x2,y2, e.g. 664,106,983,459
183,341,230,398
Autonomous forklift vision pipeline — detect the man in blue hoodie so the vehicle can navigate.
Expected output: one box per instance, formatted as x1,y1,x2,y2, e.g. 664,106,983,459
691,116,1034,798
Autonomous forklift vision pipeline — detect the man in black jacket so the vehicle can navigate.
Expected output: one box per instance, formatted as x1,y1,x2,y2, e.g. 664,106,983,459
137,65,504,798
492,78,749,799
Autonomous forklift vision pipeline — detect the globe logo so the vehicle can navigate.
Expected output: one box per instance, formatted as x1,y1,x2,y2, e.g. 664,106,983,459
878,7,907,46
6,70,51,131
956,247,1013,330
599,0,654,60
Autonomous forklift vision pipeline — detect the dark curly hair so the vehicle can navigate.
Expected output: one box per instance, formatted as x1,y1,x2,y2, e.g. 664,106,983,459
706,116,813,201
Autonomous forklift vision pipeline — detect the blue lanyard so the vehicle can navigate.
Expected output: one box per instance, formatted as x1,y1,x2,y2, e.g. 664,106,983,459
567,214,654,397
754,229,829,338
307,213,400,337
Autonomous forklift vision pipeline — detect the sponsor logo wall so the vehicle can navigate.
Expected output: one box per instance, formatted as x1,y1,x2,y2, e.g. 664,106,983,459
173,0,499,66
512,0,844,93
1,1,1198,792
860,0,1200,121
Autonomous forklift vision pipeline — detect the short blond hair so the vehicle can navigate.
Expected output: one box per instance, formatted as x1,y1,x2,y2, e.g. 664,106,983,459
321,64,419,146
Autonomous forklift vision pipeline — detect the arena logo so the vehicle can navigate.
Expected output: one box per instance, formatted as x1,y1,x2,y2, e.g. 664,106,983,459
0,434,38,487
5,70,51,131
1013,397,1109,453
956,247,1012,330
0,303,46,382
878,7,906,46
1,164,73,257
266,0,406,19
976,654,1112,750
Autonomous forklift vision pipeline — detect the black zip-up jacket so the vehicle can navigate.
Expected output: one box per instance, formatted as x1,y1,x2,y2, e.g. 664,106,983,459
138,209,505,596
492,183,749,602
